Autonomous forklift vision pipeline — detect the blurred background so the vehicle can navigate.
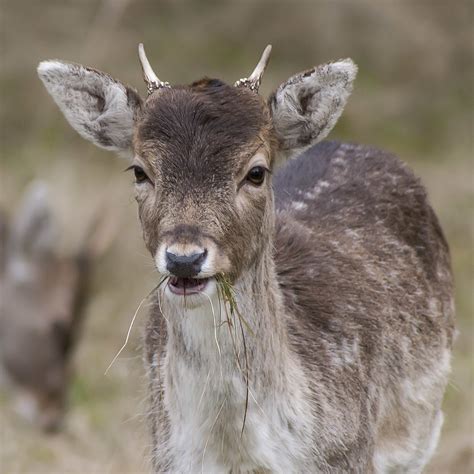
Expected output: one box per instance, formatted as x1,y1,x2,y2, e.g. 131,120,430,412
1,0,472,472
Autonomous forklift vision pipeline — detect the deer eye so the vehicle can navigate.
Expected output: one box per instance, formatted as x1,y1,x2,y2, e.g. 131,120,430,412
126,165,150,184
246,166,266,186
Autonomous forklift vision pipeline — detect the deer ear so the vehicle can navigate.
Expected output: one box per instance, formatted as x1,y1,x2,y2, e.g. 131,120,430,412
11,182,58,260
269,58,357,162
38,61,142,153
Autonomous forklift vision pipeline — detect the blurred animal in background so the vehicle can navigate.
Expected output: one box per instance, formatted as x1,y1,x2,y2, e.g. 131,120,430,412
0,182,113,432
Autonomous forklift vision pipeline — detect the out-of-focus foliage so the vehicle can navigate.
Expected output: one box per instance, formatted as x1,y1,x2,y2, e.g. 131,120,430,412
1,1,472,472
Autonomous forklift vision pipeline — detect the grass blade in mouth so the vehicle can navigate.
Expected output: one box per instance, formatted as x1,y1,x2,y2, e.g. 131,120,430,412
215,273,251,436
104,275,169,375
215,273,255,337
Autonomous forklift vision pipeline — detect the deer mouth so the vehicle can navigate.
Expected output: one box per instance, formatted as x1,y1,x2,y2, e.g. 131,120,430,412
168,277,210,295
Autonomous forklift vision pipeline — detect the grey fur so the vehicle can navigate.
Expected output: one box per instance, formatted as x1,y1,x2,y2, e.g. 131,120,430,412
0,183,107,432
37,61,142,152
37,53,454,473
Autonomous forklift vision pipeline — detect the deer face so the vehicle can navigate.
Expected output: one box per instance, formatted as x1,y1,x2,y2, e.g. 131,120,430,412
132,82,275,298
38,45,357,303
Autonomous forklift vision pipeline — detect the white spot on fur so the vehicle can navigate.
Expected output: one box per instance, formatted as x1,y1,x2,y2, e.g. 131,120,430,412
428,297,440,316
304,180,331,201
291,201,307,211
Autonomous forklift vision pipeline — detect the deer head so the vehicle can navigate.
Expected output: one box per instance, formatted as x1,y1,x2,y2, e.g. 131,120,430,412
37,45,356,305
0,182,110,432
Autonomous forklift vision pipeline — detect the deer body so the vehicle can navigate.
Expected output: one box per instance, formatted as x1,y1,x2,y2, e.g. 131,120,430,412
0,183,102,431
145,140,454,473
38,45,454,472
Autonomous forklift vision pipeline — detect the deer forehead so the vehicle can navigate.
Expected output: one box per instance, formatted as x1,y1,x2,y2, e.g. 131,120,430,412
135,80,271,173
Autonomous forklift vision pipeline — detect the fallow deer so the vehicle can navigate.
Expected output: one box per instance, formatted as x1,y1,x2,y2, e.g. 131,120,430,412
0,182,109,432
38,44,454,472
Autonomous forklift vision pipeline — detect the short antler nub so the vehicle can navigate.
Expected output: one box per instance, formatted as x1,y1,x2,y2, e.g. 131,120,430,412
234,44,272,93
138,43,170,95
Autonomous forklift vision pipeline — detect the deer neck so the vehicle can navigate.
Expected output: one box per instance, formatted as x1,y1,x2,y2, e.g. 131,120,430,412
161,243,312,470
165,245,291,381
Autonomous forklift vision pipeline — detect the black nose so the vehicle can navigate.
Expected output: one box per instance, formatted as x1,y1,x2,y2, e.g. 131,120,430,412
165,250,207,278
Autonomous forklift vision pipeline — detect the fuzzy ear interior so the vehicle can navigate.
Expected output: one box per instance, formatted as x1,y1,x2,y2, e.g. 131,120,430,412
38,61,142,153
269,59,357,162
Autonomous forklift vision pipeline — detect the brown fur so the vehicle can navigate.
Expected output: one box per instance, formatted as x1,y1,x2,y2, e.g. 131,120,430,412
138,85,453,471
37,56,455,472
134,79,276,281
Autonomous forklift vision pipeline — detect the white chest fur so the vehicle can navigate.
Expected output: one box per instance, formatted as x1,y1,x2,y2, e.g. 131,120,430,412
161,289,313,473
